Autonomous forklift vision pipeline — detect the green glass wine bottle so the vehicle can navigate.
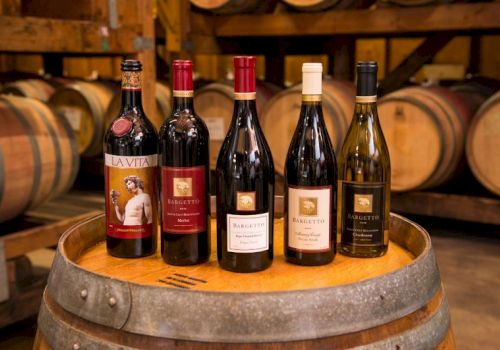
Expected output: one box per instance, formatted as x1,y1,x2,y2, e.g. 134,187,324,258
337,61,391,258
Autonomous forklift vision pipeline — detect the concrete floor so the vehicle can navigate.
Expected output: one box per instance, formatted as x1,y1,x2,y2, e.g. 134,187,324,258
0,216,499,349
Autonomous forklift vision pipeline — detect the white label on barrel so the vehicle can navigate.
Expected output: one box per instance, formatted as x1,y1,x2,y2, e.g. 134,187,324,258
227,213,269,253
288,186,332,252
204,117,225,141
62,107,82,131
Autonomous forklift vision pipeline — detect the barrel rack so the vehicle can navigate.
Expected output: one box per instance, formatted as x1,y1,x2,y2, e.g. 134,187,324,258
158,1,500,227
0,0,156,327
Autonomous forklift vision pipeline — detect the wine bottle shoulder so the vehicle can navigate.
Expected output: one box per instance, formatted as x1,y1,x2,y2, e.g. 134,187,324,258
159,113,209,139
104,114,158,155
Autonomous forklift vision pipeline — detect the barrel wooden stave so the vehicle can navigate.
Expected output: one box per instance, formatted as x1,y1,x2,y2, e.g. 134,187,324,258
38,209,453,348
0,95,78,223
48,81,114,157
466,91,500,196
2,79,55,102
190,0,273,14
260,80,355,175
379,86,470,192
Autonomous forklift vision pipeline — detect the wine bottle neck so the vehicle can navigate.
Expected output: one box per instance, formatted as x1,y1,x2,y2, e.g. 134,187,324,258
233,98,258,123
354,101,378,119
120,89,144,114
120,70,144,115
172,95,194,113
300,97,324,121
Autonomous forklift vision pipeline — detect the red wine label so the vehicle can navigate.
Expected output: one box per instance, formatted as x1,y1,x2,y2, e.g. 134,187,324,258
227,213,269,253
340,182,386,246
104,154,158,239
287,185,332,252
161,166,207,234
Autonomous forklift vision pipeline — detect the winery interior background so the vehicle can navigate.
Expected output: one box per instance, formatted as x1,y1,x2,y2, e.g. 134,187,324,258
0,0,499,349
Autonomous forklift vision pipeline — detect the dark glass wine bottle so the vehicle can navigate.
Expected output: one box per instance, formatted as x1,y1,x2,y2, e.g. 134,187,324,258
104,59,158,258
284,63,336,266
216,56,275,273
159,60,210,265
337,61,391,258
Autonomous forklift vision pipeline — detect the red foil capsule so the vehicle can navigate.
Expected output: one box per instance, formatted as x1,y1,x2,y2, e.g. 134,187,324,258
234,56,256,93
173,60,193,91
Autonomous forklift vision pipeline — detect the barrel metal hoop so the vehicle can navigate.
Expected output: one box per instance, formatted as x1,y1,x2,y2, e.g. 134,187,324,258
38,292,133,350
47,212,442,343
47,249,132,330
355,294,451,350
0,97,41,212
26,99,62,198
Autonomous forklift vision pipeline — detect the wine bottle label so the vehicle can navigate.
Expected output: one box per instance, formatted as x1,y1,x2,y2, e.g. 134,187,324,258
287,186,332,252
355,95,377,103
227,213,270,253
121,71,141,90
173,90,194,98
161,166,207,234
234,92,256,100
340,182,386,246
104,154,158,239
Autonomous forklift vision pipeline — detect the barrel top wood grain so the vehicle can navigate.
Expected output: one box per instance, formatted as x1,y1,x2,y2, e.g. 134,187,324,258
43,206,445,345
466,91,500,195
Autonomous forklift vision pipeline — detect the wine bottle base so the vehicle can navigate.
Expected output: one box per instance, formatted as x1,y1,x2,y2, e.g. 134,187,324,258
106,237,156,259
218,259,272,273
285,252,335,266
162,256,210,266
338,244,388,258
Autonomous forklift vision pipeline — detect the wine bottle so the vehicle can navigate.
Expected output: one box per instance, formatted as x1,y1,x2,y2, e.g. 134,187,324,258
215,56,275,273
159,60,210,265
284,63,336,266
337,61,390,258
104,59,158,258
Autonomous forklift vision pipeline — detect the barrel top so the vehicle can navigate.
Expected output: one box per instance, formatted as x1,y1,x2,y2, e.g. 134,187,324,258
75,217,413,293
45,205,440,342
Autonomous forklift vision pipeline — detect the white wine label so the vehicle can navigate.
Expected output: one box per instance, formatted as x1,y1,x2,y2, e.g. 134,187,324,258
62,107,82,131
204,117,225,141
340,182,386,247
227,213,269,253
288,186,332,252
105,154,158,168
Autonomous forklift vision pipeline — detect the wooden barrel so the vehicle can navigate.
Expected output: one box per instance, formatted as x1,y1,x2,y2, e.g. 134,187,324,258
48,81,114,157
378,86,472,192
2,79,55,102
104,81,172,131
190,0,274,14
282,0,375,11
36,205,455,349
0,95,79,223
261,80,355,176
194,81,279,169
466,91,500,196
382,0,453,7
450,78,499,114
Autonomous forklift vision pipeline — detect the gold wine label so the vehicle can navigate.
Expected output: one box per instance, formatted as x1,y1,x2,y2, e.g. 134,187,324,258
173,177,193,197
122,71,142,90
354,193,373,213
302,95,321,102
237,191,256,211
355,95,377,103
173,90,194,98
299,197,318,216
234,92,256,100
